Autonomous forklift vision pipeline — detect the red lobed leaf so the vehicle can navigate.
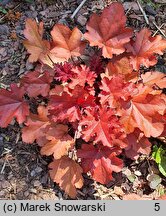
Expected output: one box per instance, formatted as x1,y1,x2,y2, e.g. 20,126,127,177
120,84,166,137
22,106,50,144
141,71,166,89
84,2,133,58
20,70,53,97
79,107,127,148
89,51,104,75
48,86,95,122
105,57,138,81
0,84,29,128
50,24,86,63
54,62,74,82
77,144,123,184
99,75,138,108
68,65,97,90
125,129,152,160
126,28,166,70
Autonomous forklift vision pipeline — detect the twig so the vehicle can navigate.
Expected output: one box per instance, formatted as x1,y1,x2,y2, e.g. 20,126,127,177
77,190,86,196
156,136,166,144
125,7,131,15
15,132,20,144
146,158,153,175
153,22,166,38
0,161,6,174
71,0,87,19
152,23,164,36
137,0,149,25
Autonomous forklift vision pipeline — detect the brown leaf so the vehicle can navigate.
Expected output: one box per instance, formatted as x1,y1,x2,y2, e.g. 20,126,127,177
123,193,151,200
49,156,83,198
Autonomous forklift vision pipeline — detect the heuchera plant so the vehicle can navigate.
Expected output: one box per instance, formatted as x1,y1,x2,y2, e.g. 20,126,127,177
0,3,166,198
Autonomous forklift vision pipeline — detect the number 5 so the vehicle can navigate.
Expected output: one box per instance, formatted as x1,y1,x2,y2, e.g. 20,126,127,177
154,203,160,211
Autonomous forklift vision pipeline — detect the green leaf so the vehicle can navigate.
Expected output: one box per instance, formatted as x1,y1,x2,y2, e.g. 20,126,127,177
147,174,161,189
159,157,166,177
156,147,162,163
0,6,7,14
152,145,158,160
152,145,166,177
25,0,34,3
152,145,162,163
127,174,136,183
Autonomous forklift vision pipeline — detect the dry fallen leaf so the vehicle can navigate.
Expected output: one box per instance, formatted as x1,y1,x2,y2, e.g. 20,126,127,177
123,193,151,200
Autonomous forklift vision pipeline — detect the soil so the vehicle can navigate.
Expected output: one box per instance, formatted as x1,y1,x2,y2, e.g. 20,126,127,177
0,0,166,200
